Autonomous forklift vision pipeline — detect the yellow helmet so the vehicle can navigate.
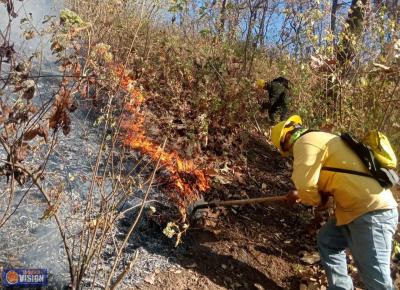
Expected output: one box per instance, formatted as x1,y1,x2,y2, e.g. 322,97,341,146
255,79,266,89
271,115,302,156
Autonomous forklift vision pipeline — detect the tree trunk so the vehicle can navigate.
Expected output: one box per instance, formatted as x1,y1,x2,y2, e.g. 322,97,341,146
227,0,240,44
243,4,256,74
330,0,338,35
258,1,268,47
337,0,368,65
328,0,368,124
218,0,227,41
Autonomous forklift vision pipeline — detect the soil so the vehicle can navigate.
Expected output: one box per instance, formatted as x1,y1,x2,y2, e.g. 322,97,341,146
131,133,400,290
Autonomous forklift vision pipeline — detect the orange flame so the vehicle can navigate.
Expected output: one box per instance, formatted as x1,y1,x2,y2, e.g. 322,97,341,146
115,65,209,205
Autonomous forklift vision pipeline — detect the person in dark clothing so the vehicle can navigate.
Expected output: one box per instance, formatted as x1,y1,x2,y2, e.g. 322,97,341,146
256,77,292,123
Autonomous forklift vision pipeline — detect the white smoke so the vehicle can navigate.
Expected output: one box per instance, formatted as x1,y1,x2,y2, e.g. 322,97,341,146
0,1,70,287
0,0,63,63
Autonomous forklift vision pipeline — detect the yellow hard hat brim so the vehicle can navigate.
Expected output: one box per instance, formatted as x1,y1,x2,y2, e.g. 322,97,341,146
256,79,266,89
271,115,302,155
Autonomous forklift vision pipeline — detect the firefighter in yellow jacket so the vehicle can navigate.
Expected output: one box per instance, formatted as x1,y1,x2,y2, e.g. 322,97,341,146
272,115,398,290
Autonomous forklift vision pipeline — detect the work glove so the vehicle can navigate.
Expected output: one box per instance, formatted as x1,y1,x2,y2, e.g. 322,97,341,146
285,190,300,205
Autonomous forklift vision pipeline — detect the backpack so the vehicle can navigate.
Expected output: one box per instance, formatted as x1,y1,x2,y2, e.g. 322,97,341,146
322,131,399,189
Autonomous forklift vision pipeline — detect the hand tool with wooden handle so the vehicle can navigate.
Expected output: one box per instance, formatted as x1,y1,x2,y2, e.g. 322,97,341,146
189,195,288,215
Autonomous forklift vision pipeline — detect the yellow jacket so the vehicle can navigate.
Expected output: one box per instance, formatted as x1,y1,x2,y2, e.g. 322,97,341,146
291,131,398,225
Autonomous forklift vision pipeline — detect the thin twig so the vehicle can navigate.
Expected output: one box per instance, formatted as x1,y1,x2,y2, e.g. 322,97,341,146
110,250,139,290
105,138,167,289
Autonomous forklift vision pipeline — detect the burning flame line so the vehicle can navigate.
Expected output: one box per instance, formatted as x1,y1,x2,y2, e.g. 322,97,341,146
115,65,209,205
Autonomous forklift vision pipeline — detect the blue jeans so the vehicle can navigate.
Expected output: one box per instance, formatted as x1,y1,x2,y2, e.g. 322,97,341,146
317,208,399,290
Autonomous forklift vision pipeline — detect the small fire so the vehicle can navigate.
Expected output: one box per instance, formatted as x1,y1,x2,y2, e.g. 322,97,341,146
115,65,209,207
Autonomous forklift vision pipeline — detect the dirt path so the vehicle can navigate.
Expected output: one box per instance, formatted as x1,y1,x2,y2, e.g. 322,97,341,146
132,208,306,290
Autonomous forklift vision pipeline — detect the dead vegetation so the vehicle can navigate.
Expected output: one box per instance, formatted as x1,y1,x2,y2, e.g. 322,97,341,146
67,0,400,194
1,0,399,289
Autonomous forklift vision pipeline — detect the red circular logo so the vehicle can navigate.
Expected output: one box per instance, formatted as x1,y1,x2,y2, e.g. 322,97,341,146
6,271,19,284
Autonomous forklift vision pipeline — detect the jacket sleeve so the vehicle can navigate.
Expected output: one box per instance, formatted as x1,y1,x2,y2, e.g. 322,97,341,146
291,141,327,206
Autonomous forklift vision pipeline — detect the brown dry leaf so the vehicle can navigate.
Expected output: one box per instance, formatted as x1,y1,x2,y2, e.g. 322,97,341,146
234,171,245,184
62,113,71,135
0,104,12,124
0,43,15,60
48,90,73,135
51,40,64,54
204,168,219,176
13,142,29,162
26,104,38,114
73,63,81,77
2,123,16,140
23,125,48,142
48,105,61,129
22,85,35,100
205,165,234,184
213,174,232,185
69,99,78,112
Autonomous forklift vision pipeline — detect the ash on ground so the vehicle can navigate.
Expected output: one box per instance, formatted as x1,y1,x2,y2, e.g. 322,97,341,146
0,78,180,289
0,2,179,288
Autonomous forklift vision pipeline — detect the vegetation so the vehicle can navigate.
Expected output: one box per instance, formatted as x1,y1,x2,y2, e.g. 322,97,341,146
68,0,400,158
1,2,165,289
1,0,399,289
